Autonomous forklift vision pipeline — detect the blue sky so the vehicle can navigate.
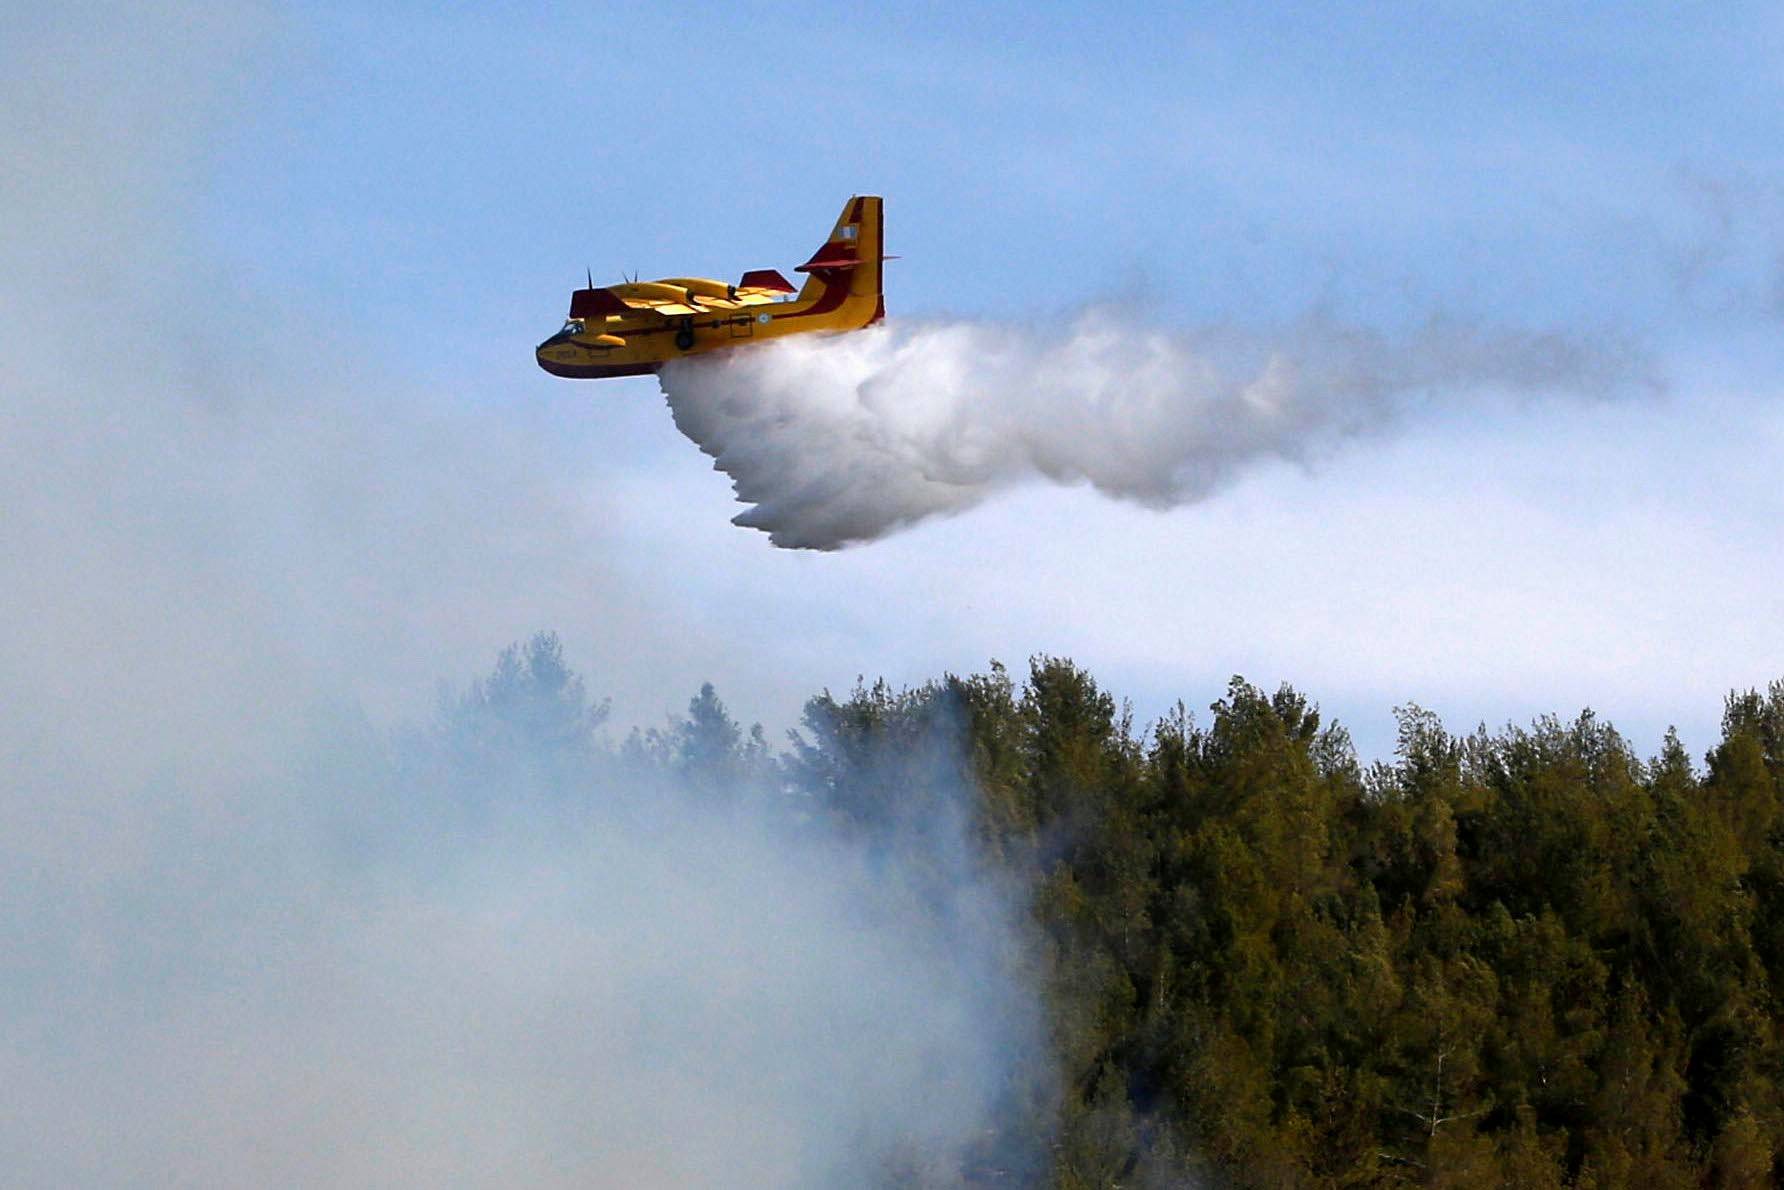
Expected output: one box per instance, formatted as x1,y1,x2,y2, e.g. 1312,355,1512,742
208,4,1784,333
11,2,1784,761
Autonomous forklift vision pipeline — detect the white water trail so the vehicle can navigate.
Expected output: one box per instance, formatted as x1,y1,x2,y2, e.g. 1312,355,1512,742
660,312,1653,549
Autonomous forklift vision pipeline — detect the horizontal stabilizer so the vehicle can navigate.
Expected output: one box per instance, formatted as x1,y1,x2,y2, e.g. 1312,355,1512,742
795,242,859,273
738,268,795,293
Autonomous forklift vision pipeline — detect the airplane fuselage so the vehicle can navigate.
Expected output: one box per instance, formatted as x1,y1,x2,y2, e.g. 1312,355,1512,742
536,196,885,379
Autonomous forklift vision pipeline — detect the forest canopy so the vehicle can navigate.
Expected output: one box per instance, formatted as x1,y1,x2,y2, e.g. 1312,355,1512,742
436,635,1784,1187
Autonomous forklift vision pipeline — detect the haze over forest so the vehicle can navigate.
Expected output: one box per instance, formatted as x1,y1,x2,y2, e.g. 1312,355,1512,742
7,5,1784,1187
19,625,1784,1184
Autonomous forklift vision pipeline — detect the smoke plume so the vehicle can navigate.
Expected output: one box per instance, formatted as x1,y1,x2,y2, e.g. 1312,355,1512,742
2,7,1040,1185
660,313,1652,549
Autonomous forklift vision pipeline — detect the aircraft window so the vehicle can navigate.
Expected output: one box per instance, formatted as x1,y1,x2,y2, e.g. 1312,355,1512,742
561,319,585,335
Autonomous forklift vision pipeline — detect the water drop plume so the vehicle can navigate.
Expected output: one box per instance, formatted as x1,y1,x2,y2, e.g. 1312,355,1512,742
660,312,1652,549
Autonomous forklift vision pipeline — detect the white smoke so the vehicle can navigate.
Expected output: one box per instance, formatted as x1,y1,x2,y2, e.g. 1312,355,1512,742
1,7,1041,1185
5,710,1037,1187
660,314,1653,549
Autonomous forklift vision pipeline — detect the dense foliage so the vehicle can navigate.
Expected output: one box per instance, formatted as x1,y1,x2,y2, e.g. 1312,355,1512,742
455,635,1784,1186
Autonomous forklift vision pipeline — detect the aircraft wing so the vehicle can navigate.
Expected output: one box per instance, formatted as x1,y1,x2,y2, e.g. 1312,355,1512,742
568,269,795,322
570,283,707,320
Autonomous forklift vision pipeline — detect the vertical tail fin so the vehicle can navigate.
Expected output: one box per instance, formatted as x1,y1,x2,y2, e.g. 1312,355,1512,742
794,195,886,323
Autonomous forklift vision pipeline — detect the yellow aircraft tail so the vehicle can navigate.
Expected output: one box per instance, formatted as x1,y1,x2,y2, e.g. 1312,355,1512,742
793,195,887,324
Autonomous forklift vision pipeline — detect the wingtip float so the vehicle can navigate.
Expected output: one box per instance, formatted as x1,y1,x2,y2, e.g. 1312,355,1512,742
537,196,890,380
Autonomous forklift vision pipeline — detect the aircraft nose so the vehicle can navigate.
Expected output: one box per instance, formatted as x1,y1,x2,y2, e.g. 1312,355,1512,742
536,337,574,377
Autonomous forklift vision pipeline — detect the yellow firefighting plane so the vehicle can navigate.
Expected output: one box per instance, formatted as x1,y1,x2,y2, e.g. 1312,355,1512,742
536,196,888,379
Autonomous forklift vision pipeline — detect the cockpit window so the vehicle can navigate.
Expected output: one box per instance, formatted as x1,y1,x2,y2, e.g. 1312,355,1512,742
561,318,585,335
